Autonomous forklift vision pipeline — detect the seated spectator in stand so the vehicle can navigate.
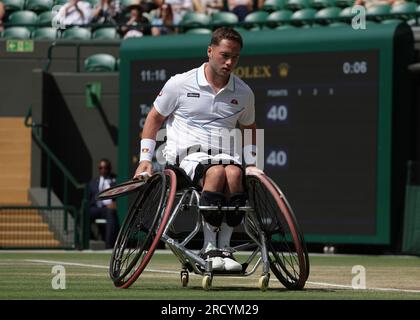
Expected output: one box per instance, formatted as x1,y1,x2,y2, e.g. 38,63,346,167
164,0,194,25
228,0,252,22
201,0,224,14
151,2,176,35
119,3,151,38
54,0,93,26
0,1,5,33
88,159,119,249
353,0,398,9
92,0,118,24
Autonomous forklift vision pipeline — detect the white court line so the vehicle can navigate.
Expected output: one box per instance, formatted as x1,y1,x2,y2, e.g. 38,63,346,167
25,259,420,294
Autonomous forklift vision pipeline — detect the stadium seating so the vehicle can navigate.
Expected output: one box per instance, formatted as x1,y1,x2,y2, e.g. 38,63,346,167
285,0,310,11
366,4,391,22
25,0,54,13
180,12,211,29
390,2,417,20
266,10,293,27
262,0,286,12
314,6,341,24
210,11,239,26
291,8,317,25
61,27,91,39
92,27,120,40
310,0,334,10
339,6,357,19
32,27,58,39
185,28,212,34
2,0,25,12
37,11,55,26
276,24,296,30
333,0,354,8
54,0,69,5
2,26,31,39
84,53,116,72
243,11,270,29
7,10,38,30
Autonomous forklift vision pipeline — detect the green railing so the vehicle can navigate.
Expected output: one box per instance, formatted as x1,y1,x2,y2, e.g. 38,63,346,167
22,106,90,249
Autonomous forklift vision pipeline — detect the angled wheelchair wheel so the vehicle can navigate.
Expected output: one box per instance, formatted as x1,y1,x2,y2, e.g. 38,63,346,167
109,170,177,288
246,173,310,290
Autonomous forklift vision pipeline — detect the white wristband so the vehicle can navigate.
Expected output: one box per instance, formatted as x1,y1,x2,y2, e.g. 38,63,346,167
139,139,156,162
244,145,257,165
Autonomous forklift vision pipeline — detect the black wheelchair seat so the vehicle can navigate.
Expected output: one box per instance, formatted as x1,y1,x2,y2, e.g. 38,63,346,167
165,164,202,192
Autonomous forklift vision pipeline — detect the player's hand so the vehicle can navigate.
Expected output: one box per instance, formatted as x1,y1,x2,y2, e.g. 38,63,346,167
133,161,153,180
245,165,264,176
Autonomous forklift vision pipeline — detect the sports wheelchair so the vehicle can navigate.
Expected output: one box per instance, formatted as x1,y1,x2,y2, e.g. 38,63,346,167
109,166,310,291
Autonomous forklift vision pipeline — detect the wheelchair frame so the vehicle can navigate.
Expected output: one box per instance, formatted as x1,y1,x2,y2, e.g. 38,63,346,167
109,168,309,291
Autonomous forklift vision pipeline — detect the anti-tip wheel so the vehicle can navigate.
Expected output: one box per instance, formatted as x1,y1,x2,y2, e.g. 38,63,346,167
181,274,189,288
258,275,270,291
202,275,212,291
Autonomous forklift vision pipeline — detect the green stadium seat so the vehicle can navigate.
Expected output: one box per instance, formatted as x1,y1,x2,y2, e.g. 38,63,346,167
2,26,31,39
233,27,249,34
328,21,348,27
314,6,341,24
309,0,334,9
54,0,69,5
26,0,54,12
243,11,270,29
84,54,116,72
180,12,211,28
339,6,357,19
366,4,391,21
61,27,91,39
37,11,55,26
285,0,310,11
86,0,100,7
266,10,293,27
381,18,404,24
2,0,25,12
8,11,38,30
275,24,297,30
211,11,239,26
390,2,417,20
262,0,286,12
92,27,120,39
32,27,57,39
186,27,212,34
333,0,353,8
290,8,317,25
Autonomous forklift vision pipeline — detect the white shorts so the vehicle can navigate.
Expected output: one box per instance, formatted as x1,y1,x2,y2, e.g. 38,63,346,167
179,152,242,184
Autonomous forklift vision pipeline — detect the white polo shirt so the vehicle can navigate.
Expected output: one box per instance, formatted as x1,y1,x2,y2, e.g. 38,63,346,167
153,63,255,164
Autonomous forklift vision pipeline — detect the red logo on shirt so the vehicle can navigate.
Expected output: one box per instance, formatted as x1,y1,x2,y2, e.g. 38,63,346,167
231,99,238,105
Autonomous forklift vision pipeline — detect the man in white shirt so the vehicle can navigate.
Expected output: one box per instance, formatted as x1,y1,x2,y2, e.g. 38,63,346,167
54,0,93,27
88,159,119,249
134,27,257,272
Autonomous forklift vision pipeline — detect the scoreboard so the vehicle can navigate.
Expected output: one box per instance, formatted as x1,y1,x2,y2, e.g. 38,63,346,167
119,23,414,245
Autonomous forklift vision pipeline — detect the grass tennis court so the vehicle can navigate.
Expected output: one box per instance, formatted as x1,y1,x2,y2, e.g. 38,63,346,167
1,251,420,300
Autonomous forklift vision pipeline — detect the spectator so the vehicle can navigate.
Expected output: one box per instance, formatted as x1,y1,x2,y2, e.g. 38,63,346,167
353,0,397,9
201,0,224,14
54,0,93,26
87,159,119,249
164,0,194,25
151,2,176,35
0,1,4,33
227,0,252,21
119,3,151,38
91,0,118,24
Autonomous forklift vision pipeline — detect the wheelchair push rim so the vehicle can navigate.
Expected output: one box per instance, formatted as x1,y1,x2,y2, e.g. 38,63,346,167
109,170,177,288
246,173,309,290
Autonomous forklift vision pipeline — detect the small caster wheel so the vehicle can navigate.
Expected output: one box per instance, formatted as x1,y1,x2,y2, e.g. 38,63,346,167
181,272,189,288
258,274,270,291
202,275,212,291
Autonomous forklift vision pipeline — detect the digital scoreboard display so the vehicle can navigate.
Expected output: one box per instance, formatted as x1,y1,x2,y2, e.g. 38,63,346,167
129,50,378,237
120,24,413,244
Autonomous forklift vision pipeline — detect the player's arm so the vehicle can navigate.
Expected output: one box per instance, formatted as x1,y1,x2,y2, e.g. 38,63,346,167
133,106,167,179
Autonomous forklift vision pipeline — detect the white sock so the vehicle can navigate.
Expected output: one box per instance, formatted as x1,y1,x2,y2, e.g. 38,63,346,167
202,221,217,252
218,222,234,250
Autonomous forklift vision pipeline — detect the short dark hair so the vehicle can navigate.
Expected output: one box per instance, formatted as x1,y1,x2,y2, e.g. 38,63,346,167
99,158,112,170
210,27,243,49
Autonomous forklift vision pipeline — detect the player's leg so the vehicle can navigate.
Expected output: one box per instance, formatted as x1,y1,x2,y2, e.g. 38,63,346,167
199,165,227,270
218,164,246,271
